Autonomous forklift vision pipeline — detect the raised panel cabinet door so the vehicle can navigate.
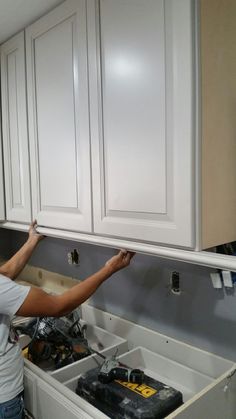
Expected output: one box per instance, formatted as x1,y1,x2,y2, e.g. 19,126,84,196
26,0,92,232
88,0,195,248
1,31,31,222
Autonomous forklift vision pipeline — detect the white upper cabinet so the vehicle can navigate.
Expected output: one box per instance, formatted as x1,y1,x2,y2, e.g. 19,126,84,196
88,0,195,248
0,0,235,251
1,31,31,223
26,0,92,232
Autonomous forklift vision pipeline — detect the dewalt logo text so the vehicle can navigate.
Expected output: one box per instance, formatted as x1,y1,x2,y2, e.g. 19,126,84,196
115,380,157,398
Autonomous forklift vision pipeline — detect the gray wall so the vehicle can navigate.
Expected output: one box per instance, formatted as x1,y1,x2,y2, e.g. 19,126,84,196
2,229,236,362
0,228,11,259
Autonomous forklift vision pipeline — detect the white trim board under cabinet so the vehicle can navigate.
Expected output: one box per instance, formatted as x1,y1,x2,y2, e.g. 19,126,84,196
1,31,31,223
26,0,92,232
88,0,195,248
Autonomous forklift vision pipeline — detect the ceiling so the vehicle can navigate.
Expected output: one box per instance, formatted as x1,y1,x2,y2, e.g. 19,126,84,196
0,0,65,44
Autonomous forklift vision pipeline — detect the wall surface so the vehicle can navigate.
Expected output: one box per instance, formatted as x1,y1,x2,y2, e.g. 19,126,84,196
0,228,11,259
2,229,236,362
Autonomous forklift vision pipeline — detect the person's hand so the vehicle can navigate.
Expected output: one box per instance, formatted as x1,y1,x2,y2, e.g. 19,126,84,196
105,249,135,274
28,220,45,242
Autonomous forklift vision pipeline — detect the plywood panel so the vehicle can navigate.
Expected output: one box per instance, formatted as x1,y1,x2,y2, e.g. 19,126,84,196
201,0,236,248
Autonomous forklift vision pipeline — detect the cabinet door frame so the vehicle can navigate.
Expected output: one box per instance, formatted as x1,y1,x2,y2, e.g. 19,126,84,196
0,128,5,221
26,0,92,232
87,0,196,248
1,31,31,223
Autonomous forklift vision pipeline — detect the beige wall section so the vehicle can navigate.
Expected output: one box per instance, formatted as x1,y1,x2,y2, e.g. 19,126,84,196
201,0,236,249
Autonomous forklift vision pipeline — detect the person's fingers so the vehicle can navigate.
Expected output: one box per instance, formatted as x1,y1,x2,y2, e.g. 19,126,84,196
122,251,135,265
106,250,135,269
30,219,37,229
128,251,135,259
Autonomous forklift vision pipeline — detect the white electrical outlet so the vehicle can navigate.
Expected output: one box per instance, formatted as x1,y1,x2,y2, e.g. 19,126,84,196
67,252,73,265
222,271,233,288
210,272,222,289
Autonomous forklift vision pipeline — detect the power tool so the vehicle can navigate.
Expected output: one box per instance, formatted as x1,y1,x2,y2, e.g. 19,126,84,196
98,353,144,384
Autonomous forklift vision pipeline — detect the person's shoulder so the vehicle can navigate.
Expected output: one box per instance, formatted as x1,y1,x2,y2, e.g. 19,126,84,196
0,272,10,281
0,274,13,290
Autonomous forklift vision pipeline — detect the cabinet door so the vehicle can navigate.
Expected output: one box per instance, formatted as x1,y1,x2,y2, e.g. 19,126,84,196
88,0,195,247
0,131,5,221
26,0,91,232
1,31,31,222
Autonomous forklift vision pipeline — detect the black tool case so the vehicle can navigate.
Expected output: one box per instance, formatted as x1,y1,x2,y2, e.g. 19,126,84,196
76,367,183,419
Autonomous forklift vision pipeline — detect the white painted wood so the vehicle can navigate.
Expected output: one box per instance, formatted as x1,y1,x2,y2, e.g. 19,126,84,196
81,304,234,379
0,130,5,221
24,368,38,418
168,368,236,418
51,335,128,383
0,0,64,44
3,221,236,271
26,0,92,232
26,357,236,419
79,305,236,418
194,0,201,252
37,377,92,419
24,302,236,419
1,31,31,222
60,347,214,405
118,347,214,402
88,0,195,247
25,358,108,419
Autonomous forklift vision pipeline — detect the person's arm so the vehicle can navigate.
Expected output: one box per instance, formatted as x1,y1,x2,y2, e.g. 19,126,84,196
0,220,44,280
16,250,134,317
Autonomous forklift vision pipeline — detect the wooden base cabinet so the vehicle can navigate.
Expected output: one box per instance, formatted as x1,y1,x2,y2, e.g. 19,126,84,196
24,305,236,419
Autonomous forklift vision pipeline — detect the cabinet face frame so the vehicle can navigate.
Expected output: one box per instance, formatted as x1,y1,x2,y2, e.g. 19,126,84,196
26,0,92,232
0,129,5,221
87,0,196,248
1,31,31,223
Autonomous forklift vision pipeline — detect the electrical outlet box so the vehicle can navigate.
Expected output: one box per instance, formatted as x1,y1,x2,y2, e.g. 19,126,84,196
171,271,180,294
67,249,79,265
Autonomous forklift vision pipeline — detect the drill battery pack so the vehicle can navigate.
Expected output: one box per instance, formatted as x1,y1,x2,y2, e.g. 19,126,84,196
76,367,183,419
